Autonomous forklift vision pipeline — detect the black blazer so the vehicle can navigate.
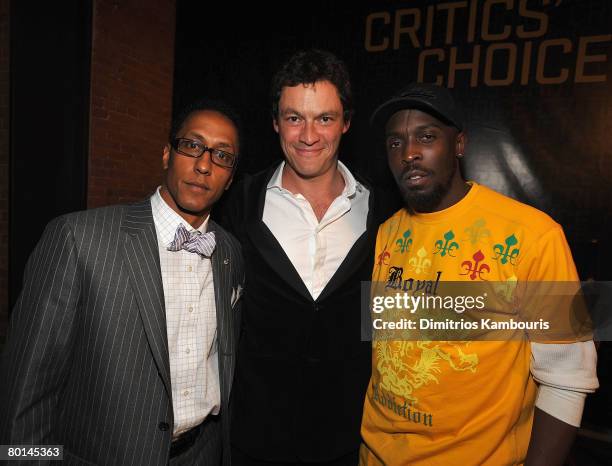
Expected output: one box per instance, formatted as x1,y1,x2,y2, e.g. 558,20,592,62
219,165,395,462
0,200,243,465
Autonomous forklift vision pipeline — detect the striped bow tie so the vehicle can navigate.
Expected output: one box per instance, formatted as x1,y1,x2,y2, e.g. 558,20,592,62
167,223,216,258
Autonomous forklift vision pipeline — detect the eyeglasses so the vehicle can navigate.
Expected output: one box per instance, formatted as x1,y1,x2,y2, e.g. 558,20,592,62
171,138,237,168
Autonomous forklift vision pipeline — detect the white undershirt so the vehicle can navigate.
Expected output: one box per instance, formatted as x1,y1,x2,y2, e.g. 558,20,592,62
263,161,369,300
531,340,599,426
151,188,220,437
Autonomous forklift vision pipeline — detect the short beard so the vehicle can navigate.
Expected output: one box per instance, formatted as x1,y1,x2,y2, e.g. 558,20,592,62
397,163,456,214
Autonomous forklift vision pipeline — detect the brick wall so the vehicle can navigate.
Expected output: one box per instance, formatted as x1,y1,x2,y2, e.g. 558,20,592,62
0,0,176,344
0,0,9,345
89,0,176,207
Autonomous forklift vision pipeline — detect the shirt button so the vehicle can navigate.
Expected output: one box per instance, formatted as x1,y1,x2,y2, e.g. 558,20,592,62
188,306,193,313
185,348,190,354
158,421,170,431
187,265,192,272
183,390,189,397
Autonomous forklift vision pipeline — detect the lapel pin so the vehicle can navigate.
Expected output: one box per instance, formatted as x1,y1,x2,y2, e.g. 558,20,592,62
223,258,230,265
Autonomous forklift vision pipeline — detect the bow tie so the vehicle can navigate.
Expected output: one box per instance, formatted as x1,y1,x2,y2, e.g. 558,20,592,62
167,223,216,258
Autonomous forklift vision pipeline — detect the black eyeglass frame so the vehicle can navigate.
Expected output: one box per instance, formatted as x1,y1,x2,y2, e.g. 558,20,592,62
171,138,238,169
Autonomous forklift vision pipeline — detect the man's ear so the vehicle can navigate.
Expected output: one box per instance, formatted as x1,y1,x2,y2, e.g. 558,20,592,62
273,118,279,134
342,118,351,134
224,174,234,191
456,132,466,157
162,144,171,169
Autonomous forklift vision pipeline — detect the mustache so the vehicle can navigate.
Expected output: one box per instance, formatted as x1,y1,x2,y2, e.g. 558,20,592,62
399,162,433,177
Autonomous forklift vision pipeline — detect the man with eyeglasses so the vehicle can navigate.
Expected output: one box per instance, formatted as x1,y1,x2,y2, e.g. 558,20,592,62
1,99,244,465
219,49,394,465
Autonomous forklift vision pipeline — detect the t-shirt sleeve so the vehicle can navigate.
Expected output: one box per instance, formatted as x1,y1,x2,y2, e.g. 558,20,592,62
516,224,592,342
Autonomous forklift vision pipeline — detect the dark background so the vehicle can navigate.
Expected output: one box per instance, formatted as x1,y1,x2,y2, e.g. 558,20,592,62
173,0,612,281
8,0,91,301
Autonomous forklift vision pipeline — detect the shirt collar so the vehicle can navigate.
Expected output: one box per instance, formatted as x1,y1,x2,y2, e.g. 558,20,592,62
266,161,362,198
150,186,209,246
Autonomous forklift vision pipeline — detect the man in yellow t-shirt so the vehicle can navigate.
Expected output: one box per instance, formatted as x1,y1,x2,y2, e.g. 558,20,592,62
360,83,598,466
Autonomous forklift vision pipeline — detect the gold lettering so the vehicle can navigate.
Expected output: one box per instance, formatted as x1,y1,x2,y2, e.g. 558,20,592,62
425,5,434,47
517,0,548,38
468,0,479,43
482,0,514,41
394,9,421,49
484,43,517,86
575,35,611,83
437,2,468,44
418,49,446,85
520,41,533,85
365,12,391,52
536,38,572,84
449,45,481,87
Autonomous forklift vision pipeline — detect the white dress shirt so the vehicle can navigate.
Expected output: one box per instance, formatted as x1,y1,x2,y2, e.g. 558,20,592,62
150,188,220,437
263,161,369,300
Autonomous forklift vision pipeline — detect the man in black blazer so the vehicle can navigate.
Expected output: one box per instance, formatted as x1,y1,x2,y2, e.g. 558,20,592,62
221,50,394,465
0,99,244,465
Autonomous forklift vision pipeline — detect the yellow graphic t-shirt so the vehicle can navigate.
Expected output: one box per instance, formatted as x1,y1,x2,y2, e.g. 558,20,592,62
361,182,581,466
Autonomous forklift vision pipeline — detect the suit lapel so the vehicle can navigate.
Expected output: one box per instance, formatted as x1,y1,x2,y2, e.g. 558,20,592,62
207,221,235,400
208,221,233,356
244,168,312,300
121,200,172,398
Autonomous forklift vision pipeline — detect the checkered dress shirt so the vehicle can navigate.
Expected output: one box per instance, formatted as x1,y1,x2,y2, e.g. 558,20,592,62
150,188,220,437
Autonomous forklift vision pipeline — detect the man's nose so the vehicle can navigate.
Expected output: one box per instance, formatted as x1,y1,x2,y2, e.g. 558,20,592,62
195,150,212,174
401,141,422,163
299,121,319,145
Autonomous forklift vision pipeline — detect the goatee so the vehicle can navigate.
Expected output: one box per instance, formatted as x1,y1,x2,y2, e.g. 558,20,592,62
398,163,456,214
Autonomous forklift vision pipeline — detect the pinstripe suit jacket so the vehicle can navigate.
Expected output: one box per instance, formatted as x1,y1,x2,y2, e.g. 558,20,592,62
0,200,243,465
